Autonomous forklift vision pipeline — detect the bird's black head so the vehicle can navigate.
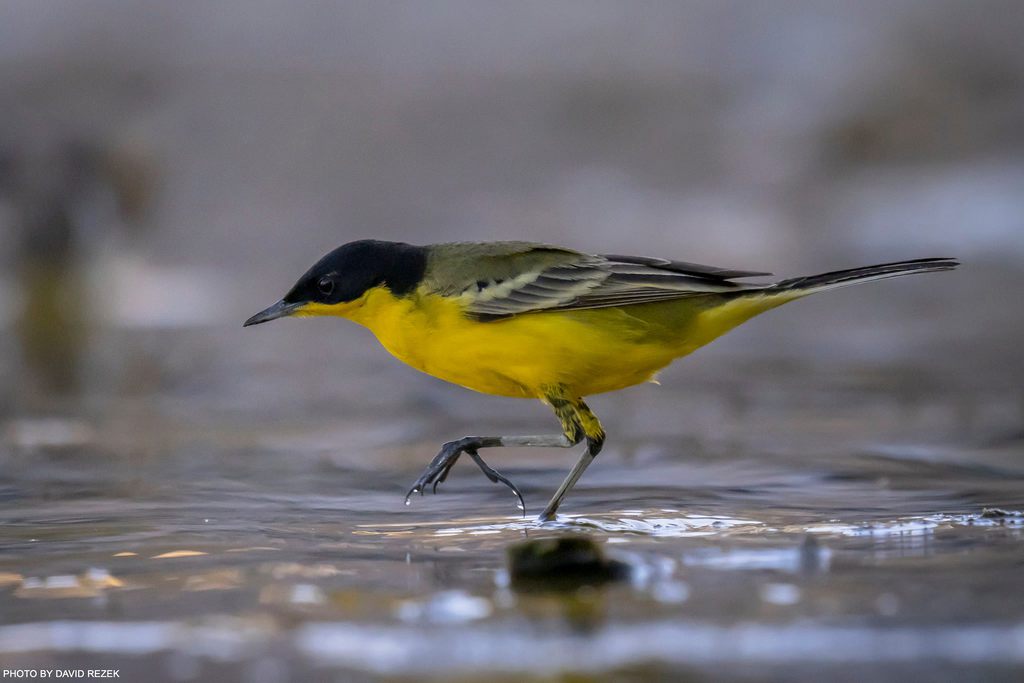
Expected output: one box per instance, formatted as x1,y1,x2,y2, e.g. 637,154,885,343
244,240,427,326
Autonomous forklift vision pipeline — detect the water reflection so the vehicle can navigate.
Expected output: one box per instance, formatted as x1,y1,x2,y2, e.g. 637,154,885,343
395,590,493,624
1,465,1022,678
565,512,767,538
357,510,769,541
681,539,832,575
292,620,1024,674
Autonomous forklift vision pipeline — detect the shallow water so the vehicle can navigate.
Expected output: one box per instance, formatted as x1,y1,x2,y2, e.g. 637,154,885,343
2,321,1023,682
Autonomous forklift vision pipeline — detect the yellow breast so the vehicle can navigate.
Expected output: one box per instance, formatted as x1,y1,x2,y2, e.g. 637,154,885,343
332,285,787,399
335,288,644,398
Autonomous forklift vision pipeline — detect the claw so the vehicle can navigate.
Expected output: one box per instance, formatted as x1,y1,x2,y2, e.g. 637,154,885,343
467,451,526,517
403,437,525,515
432,458,457,493
404,444,462,508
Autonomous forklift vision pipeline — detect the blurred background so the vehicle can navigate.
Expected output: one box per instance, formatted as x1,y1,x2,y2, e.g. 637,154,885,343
1,2,1023,681
2,0,1022,414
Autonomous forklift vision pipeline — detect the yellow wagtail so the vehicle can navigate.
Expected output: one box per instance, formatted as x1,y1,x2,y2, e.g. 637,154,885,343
244,240,957,520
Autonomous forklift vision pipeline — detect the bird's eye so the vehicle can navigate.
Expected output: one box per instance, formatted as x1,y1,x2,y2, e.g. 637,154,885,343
317,277,335,296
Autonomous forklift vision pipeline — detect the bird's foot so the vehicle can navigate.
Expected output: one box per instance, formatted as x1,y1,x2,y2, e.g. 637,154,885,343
466,450,526,515
404,436,525,515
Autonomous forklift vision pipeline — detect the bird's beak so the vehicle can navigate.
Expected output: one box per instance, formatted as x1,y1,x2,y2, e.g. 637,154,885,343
243,299,303,327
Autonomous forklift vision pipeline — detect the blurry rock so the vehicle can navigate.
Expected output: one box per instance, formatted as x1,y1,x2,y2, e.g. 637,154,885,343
507,535,630,591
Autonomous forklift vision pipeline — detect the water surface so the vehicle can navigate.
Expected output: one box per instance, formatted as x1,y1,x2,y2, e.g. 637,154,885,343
2,333,1022,681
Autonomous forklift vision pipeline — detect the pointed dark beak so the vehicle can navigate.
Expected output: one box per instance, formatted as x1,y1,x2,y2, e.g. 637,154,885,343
243,299,303,327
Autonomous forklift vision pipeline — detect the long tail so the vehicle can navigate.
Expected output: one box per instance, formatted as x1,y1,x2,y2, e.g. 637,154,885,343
681,257,957,355
769,257,959,295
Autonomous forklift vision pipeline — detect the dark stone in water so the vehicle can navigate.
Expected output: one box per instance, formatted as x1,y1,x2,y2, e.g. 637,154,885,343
507,535,630,591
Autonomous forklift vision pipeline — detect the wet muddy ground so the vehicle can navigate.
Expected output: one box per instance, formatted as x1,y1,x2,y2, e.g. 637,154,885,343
2,281,1023,681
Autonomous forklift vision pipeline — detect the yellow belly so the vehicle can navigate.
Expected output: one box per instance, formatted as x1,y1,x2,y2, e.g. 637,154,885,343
339,286,790,399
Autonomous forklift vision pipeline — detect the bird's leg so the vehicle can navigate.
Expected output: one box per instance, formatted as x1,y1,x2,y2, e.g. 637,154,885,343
537,396,605,522
404,433,579,514
403,388,598,517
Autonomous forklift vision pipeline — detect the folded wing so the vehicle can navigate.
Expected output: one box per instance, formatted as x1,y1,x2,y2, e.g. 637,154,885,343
423,242,770,320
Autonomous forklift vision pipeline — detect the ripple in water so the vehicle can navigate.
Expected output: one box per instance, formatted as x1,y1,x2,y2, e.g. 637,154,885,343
803,510,1024,538
394,510,770,540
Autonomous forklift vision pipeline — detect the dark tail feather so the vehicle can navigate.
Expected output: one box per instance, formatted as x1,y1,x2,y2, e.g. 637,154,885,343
771,257,959,295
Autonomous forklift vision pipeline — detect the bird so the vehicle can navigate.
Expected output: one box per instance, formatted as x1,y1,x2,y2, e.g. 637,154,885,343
244,240,957,521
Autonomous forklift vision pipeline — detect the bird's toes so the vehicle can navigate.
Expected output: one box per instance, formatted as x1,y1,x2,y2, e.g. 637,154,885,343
403,487,418,505
406,465,447,503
